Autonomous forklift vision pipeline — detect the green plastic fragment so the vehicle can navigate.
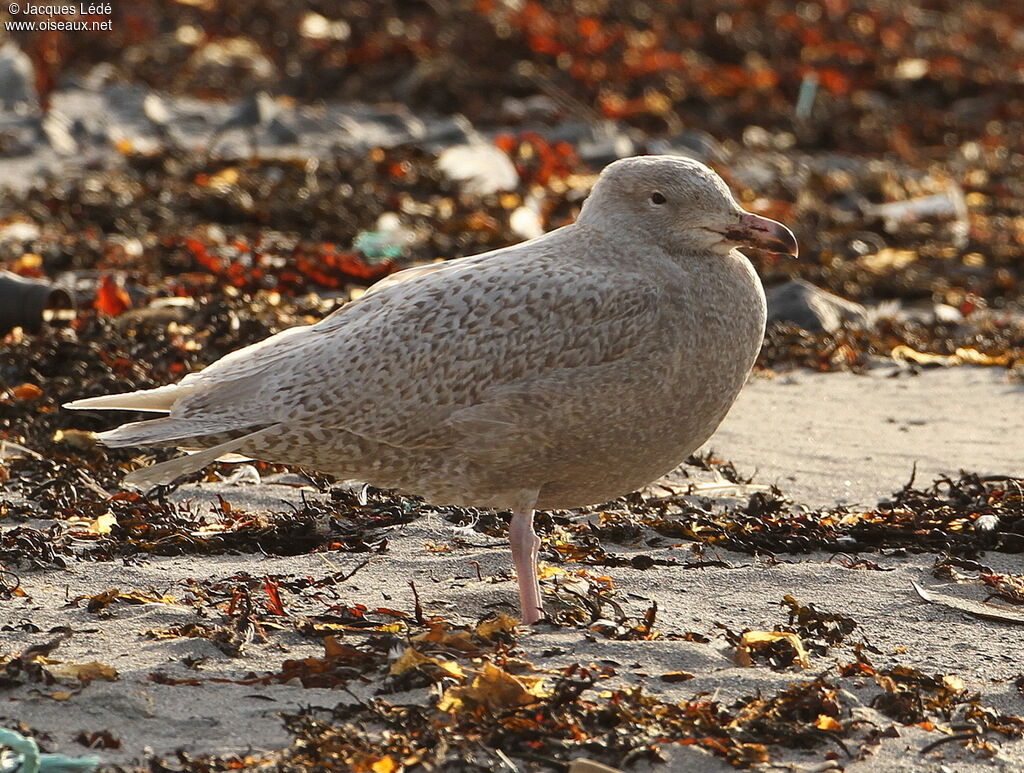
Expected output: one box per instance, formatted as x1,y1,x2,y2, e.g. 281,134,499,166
0,728,99,773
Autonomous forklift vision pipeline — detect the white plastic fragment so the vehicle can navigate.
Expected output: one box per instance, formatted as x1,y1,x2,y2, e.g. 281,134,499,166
436,143,519,195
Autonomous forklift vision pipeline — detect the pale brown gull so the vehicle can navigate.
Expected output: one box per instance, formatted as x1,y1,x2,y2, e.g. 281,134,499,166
66,155,798,624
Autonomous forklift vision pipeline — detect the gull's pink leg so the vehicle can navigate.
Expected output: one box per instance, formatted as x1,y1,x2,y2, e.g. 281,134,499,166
508,492,542,623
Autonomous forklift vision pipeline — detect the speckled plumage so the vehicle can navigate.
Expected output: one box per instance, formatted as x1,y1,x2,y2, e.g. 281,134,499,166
68,155,796,622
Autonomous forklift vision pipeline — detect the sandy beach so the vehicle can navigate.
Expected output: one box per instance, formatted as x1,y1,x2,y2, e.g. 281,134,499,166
1,366,1021,771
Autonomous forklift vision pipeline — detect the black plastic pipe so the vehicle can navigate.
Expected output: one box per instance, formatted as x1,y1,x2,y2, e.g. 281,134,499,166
0,270,74,336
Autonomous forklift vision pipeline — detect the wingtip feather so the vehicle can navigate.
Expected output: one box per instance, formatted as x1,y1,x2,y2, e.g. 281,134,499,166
64,385,185,413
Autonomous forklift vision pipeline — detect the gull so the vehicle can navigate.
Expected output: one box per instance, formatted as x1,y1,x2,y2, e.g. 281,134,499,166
67,155,797,623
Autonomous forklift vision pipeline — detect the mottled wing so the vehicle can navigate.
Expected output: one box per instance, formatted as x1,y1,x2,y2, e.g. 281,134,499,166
167,228,666,453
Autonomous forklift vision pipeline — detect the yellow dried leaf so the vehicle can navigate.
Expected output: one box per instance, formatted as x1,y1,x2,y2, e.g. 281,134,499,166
438,662,547,714
388,647,435,676
84,588,120,611
388,646,466,680
72,588,175,612
814,714,841,731
48,691,73,701
475,613,519,641
942,675,965,692
47,661,118,685
733,744,769,764
734,630,810,669
88,512,117,535
120,590,175,605
207,167,240,190
436,660,467,679
412,621,451,643
13,253,42,272
371,757,397,773
52,429,98,450
858,248,916,274
411,622,477,652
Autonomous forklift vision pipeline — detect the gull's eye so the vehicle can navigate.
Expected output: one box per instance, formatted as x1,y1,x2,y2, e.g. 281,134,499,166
650,191,667,205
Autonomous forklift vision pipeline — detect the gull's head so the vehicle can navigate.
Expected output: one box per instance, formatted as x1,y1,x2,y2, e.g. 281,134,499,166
577,155,798,259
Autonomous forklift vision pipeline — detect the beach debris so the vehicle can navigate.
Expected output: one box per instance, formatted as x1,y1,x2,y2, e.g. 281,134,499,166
0,43,37,115
116,583,1024,770
219,464,261,486
865,186,968,229
794,72,819,120
766,279,868,334
980,571,1024,605
0,272,74,336
68,588,176,614
837,647,1024,753
732,630,811,670
780,595,858,654
890,345,1009,368
435,141,519,195
208,91,280,156
352,213,414,260
568,761,625,773
142,92,171,132
0,137,1015,374
72,731,119,751
509,200,545,240
612,470,1024,559
496,129,582,186
438,661,548,713
299,11,351,42
933,557,1024,605
856,247,917,275
0,726,99,773
36,111,77,156
574,122,635,165
658,670,695,683
911,580,1024,625
91,274,131,317
0,634,117,697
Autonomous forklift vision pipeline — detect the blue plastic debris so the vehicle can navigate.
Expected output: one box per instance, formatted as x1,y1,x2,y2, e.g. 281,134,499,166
795,72,819,120
353,230,404,260
0,728,99,773
353,213,412,260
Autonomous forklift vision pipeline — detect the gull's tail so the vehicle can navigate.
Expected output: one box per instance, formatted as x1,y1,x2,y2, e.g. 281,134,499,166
65,386,274,489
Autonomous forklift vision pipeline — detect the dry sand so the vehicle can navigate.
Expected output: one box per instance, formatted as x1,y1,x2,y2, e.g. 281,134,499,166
1,366,1022,771
714,366,1023,507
